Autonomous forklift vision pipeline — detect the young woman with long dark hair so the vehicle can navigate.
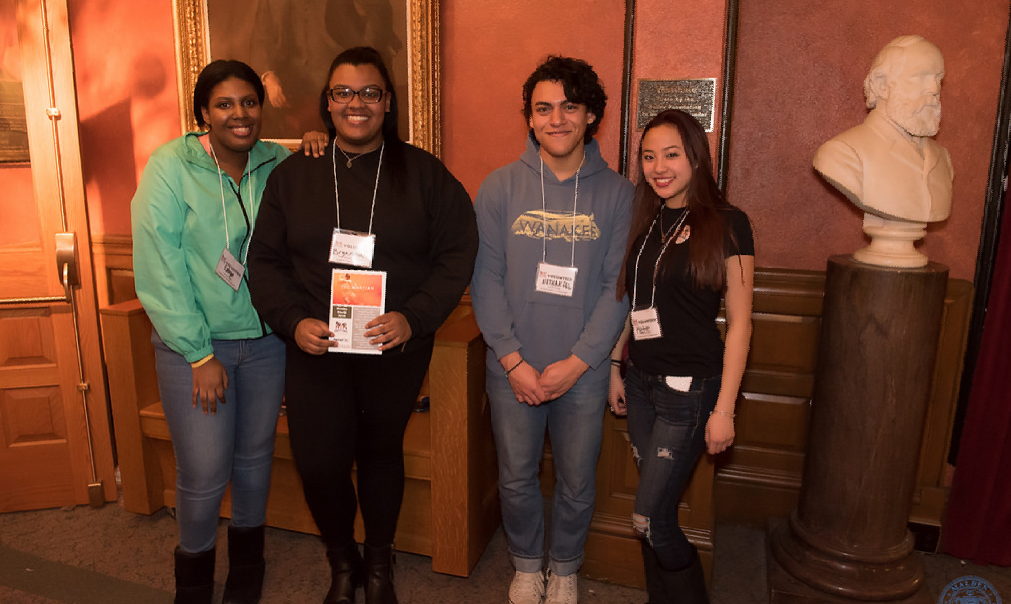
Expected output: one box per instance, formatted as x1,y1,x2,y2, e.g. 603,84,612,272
609,109,754,603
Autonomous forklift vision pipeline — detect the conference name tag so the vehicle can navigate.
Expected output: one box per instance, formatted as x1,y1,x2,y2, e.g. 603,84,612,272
329,229,375,268
631,307,662,340
215,248,245,292
535,262,577,297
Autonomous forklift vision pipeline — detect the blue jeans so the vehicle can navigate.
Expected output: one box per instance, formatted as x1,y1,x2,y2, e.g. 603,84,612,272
487,371,607,576
152,330,285,553
624,362,719,570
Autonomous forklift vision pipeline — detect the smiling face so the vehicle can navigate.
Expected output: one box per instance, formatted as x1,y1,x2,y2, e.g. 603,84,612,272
200,77,262,160
327,63,390,153
641,123,693,208
527,80,596,163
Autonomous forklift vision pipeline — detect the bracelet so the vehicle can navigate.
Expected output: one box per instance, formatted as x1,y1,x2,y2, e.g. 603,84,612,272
610,359,622,367
190,353,215,368
505,358,525,376
710,409,736,419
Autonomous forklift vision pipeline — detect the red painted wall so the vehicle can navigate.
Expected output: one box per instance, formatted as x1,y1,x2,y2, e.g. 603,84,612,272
67,0,1006,283
727,0,1008,280
627,0,729,179
441,0,627,195
69,0,178,236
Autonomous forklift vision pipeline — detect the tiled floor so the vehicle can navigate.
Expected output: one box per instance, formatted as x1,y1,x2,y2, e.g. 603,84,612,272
0,504,1009,603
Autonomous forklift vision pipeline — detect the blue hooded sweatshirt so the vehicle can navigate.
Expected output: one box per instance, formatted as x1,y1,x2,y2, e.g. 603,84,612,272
471,134,633,384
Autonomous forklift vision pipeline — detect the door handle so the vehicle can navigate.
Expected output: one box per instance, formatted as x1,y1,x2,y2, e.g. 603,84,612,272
55,232,79,291
0,232,79,305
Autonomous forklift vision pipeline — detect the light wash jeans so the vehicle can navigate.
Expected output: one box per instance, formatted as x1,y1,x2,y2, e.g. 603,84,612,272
152,330,285,553
487,371,607,576
624,361,719,570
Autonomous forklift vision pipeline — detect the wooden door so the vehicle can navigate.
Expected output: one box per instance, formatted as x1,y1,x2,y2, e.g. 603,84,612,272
0,0,115,511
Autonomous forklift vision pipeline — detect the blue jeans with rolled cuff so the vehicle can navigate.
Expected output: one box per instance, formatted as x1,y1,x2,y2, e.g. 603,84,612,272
487,370,607,577
624,360,719,570
152,330,285,554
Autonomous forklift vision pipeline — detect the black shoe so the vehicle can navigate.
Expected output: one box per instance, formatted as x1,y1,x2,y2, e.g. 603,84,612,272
363,543,398,604
657,546,709,604
324,541,363,604
223,525,266,604
174,546,215,604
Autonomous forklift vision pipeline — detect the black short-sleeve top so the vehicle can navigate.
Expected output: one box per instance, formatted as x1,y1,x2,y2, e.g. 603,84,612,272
625,205,754,378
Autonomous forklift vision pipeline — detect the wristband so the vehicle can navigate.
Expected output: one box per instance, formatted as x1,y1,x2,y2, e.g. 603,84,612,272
505,358,525,376
190,353,215,368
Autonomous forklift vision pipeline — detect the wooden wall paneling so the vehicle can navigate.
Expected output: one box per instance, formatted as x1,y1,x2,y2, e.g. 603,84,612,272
90,235,135,308
909,278,973,526
714,269,973,530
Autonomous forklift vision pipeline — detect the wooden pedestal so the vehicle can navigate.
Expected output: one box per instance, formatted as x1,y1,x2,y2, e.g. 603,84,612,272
769,256,947,602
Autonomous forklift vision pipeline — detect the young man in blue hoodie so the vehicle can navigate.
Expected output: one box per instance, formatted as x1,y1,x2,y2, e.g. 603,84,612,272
471,56,633,604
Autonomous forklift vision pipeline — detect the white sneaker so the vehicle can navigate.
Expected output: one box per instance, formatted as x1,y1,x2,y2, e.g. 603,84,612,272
509,569,546,604
545,570,577,604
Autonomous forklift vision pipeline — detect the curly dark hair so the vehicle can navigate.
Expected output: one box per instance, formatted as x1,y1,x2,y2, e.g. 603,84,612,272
522,56,607,144
193,60,265,128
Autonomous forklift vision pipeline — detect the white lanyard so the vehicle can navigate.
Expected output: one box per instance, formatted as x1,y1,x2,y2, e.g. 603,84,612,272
207,143,253,264
631,208,689,309
332,141,384,235
539,153,583,267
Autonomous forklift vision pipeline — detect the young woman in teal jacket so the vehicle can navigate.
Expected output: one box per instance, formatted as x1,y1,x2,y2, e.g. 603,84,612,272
131,60,290,604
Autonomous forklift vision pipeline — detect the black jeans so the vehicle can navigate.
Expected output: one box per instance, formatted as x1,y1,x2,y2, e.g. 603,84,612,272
625,362,719,570
284,341,433,549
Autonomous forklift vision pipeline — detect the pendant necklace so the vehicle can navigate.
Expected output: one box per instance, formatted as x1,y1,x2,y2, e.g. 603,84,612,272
659,205,686,242
338,146,362,168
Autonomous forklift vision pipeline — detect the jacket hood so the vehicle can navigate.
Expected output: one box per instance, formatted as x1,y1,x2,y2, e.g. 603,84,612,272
519,131,610,182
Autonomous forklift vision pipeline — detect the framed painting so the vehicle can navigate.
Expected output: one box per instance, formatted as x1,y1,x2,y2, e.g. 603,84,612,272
172,0,440,155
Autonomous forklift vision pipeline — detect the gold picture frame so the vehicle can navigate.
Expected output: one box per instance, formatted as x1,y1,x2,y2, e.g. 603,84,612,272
171,0,440,156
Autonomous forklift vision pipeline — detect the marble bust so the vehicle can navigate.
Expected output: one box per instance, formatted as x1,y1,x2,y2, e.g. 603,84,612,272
813,35,953,268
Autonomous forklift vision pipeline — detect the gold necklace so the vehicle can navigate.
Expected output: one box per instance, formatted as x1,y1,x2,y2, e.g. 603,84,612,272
659,206,686,242
338,146,363,168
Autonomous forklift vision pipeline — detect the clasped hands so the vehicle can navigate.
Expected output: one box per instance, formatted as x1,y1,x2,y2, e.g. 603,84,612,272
503,353,588,406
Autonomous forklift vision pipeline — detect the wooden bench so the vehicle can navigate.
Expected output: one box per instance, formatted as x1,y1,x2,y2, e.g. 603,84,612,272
100,299,500,577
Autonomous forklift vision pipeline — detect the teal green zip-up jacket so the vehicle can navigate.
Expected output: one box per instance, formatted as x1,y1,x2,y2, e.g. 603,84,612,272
131,132,290,363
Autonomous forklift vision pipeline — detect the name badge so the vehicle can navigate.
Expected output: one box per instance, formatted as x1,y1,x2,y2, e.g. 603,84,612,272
535,262,577,297
329,229,376,268
215,248,245,291
631,307,662,340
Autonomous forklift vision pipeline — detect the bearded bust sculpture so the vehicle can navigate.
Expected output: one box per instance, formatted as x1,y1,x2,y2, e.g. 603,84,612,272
813,35,953,268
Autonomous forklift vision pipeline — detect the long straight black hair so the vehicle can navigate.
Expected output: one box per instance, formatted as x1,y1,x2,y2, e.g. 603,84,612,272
617,109,737,298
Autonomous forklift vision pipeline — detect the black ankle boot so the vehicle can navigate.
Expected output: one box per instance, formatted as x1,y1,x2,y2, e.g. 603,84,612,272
223,525,266,604
174,546,215,604
657,546,709,604
324,541,363,604
363,543,397,604
640,540,671,604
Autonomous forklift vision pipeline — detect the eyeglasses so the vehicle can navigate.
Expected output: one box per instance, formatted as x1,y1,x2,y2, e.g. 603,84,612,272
328,86,385,104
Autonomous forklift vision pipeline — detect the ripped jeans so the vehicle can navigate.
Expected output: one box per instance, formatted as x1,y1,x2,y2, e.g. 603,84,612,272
624,361,719,570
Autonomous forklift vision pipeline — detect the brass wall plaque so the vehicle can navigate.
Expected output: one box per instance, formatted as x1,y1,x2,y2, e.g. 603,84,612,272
637,78,717,132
